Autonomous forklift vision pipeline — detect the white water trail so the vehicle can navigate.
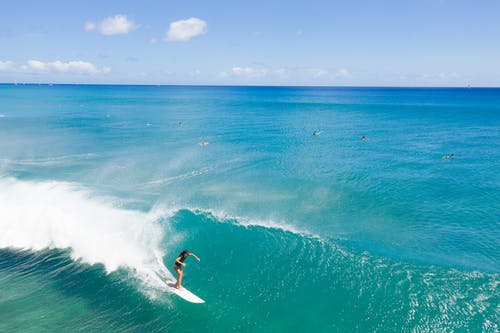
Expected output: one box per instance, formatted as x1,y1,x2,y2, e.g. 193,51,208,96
0,177,175,291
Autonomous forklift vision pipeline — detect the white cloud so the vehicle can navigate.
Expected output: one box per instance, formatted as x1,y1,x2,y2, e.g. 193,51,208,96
85,15,138,35
27,59,47,71
336,68,351,78
0,60,14,71
438,72,459,79
417,72,460,81
221,66,339,81
308,68,329,78
24,60,110,75
230,66,268,78
165,17,207,42
100,15,137,35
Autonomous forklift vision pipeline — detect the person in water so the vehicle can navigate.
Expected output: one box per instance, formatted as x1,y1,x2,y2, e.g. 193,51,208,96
442,153,455,159
173,249,200,289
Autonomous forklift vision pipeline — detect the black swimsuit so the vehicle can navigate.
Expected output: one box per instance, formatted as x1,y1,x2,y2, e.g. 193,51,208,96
174,252,188,270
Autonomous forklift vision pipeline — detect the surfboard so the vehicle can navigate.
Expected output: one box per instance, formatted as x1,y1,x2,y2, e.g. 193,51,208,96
166,280,205,304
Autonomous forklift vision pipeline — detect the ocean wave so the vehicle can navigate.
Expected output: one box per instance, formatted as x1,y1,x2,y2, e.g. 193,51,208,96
1,180,498,330
187,206,316,237
0,177,175,293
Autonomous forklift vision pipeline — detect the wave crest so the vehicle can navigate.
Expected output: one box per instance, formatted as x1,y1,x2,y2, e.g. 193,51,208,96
0,177,173,284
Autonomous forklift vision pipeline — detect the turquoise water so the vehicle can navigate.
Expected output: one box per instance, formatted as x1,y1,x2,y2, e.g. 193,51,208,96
0,84,498,332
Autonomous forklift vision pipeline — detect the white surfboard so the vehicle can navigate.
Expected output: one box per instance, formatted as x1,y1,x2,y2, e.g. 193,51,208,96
166,280,205,304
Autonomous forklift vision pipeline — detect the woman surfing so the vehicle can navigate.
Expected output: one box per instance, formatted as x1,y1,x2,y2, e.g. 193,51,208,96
172,249,200,290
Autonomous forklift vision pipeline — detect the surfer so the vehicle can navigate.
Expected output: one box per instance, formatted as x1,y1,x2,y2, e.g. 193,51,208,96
173,249,200,290
361,135,368,141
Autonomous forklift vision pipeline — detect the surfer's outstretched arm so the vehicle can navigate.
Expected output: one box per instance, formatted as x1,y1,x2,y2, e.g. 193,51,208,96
189,253,200,262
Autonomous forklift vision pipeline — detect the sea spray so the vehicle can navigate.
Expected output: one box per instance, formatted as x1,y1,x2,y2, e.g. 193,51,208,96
0,178,175,286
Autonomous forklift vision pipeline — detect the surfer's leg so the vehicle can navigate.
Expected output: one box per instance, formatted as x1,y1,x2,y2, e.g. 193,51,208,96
176,270,184,289
174,266,183,289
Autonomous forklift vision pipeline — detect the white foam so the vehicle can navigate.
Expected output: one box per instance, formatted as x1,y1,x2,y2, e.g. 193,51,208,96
188,206,319,239
0,177,175,285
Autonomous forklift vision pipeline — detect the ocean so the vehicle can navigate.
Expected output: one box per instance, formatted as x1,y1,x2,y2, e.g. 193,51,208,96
0,84,498,332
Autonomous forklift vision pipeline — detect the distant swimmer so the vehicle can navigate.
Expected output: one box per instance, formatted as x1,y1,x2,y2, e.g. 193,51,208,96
172,249,200,290
361,135,368,141
313,130,322,136
198,141,209,147
442,153,455,160
178,121,183,127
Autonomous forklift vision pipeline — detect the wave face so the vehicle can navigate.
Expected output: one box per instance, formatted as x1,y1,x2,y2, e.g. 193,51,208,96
0,85,499,331
168,210,499,332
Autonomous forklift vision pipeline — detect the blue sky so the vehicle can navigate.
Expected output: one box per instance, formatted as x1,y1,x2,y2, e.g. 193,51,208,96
1,0,499,86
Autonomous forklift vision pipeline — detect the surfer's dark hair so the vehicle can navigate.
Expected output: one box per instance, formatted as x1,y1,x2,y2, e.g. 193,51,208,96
181,249,189,255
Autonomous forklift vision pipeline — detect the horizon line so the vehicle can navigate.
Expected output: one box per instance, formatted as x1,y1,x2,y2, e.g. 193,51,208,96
1,82,496,89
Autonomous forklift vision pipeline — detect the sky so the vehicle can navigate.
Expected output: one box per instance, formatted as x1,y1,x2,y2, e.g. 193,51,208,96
1,0,499,86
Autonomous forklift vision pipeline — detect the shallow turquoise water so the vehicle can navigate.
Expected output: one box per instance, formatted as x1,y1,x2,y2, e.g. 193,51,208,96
0,85,498,332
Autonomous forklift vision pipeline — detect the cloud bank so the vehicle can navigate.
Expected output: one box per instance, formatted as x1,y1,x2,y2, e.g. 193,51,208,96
165,17,207,42
226,67,268,78
219,66,343,81
0,60,110,75
85,15,138,36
